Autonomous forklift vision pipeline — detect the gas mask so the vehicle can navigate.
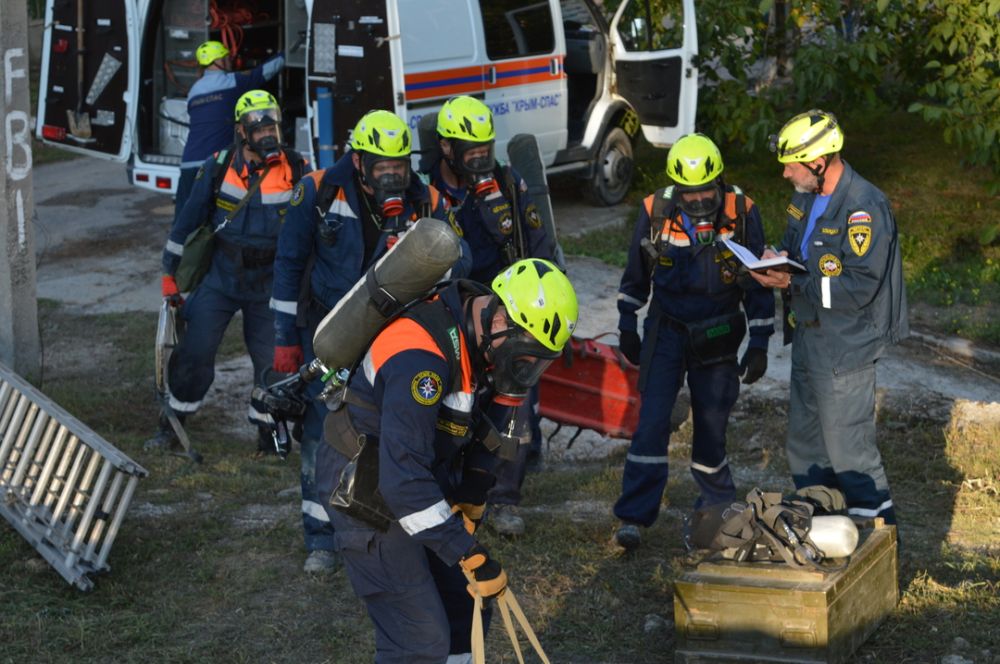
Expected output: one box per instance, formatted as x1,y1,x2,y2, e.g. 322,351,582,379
676,183,722,245
448,138,498,197
360,154,411,220
470,295,559,407
240,107,284,168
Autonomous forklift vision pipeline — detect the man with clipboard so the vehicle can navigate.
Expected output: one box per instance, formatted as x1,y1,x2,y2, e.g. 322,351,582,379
750,110,908,527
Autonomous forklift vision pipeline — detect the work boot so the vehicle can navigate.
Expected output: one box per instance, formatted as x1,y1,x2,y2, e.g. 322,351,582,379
614,523,642,551
143,413,184,452
489,505,526,536
303,550,340,575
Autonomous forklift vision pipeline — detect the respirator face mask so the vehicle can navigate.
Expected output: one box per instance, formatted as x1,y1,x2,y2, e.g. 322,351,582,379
477,300,559,406
241,108,284,167
451,139,498,197
676,183,722,245
361,154,411,219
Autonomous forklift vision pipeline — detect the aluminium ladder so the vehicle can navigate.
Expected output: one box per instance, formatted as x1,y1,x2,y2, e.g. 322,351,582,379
0,362,148,591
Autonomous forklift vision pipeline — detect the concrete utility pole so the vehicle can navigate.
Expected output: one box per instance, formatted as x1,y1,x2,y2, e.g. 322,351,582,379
0,0,41,380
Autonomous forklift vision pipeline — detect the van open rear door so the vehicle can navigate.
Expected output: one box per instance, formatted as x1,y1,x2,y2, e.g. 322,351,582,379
609,0,697,147
307,0,405,169
36,0,136,161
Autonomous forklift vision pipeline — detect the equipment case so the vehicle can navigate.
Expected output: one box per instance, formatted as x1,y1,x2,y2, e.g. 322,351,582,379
674,521,898,663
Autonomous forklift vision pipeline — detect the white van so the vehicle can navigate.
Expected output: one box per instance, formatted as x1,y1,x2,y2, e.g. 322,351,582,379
36,0,698,205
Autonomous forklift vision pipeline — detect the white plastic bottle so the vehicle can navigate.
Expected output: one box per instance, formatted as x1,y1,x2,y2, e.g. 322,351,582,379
808,515,860,558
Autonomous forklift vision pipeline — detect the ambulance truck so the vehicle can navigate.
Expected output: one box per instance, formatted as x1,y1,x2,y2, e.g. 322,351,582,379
36,0,698,205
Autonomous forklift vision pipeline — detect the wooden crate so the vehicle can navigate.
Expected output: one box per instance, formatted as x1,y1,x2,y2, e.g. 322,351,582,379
674,522,898,663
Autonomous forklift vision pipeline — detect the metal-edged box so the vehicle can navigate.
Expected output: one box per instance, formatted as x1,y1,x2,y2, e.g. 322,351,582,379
674,522,898,663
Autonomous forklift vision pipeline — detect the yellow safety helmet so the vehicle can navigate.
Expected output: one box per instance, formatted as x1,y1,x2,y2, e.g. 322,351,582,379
770,109,844,164
437,96,496,143
196,40,230,67
492,259,578,353
234,90,280,124
665,133,724,187
350,110,411,157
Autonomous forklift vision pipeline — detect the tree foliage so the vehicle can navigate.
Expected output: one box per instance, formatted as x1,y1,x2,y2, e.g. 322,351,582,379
638,0,1000,175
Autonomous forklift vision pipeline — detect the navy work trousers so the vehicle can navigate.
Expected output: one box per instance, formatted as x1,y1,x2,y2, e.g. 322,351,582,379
167,285,273,421
614,325,739,527
298,305,335,552
316,443,490,663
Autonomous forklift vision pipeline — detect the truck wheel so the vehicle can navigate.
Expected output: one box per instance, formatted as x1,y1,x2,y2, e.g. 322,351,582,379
586,127,634,206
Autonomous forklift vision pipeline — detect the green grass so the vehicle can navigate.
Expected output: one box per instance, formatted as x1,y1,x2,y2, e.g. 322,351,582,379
562,110,1000,346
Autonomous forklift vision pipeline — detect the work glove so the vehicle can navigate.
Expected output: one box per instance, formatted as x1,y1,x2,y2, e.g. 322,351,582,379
739,347,768,385
273,345,304,374
161,275,184,307
452,502,486,535
618,329,642,366
459,543,508,600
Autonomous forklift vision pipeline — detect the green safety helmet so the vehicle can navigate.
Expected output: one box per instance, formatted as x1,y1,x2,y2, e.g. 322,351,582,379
349,110,411,157
770,109,844,164
234,90,280,125
196,40,230,67
665,133,724,187
492,259,578,353
437,96,496,143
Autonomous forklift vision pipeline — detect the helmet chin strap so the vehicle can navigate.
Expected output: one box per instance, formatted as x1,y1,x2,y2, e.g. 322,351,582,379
806,158,829,194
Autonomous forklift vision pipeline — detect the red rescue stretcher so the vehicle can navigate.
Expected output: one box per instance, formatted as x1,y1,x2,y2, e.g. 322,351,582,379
538,334,641,447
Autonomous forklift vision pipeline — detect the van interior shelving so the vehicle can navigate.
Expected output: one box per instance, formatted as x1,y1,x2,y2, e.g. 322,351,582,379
138,0,307,165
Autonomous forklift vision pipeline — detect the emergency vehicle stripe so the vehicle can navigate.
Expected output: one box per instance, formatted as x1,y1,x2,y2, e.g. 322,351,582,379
302,499,331,522
847,499,893,517
166,239,184,257
747,316,775,329
403,56,564,101
399,499,453,535
691,458,729,474
627,453,668,464
618,293,644,307
404,65,484,100
329,191,358,219
270,297,297,315
821,276,832,308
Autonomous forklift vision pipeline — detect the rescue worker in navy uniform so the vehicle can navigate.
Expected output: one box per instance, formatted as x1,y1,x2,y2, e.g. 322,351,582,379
750,110,907,525
613,133,775,550
270,110,463,574
429,95,555,536
315,258,578,662
146,90,305,454
175,41,285,224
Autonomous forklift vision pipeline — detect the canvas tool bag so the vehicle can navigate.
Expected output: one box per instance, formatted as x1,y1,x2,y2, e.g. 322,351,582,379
175,165,269,292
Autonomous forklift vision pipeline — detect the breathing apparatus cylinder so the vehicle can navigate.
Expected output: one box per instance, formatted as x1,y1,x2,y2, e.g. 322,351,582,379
807,515,860,558
312,217,462,370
